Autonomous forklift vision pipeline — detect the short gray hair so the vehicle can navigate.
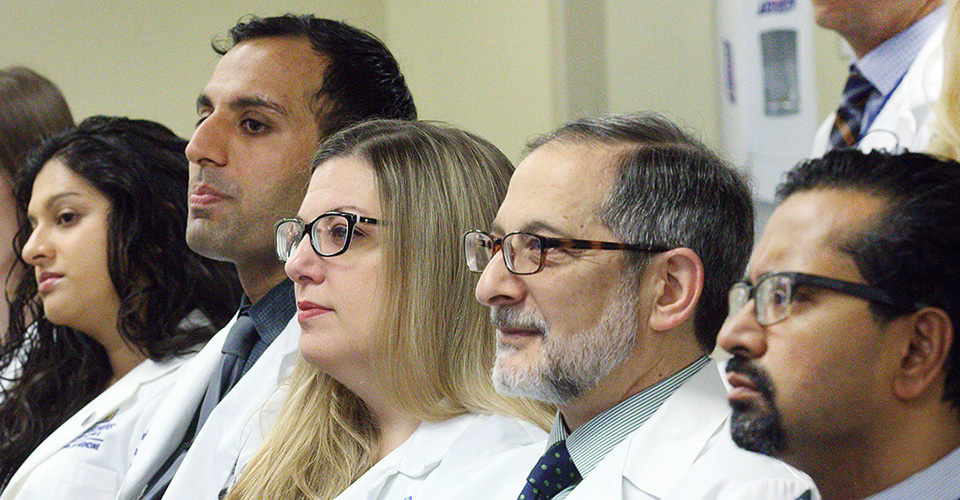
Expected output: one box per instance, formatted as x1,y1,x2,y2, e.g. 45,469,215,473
527,112,753,351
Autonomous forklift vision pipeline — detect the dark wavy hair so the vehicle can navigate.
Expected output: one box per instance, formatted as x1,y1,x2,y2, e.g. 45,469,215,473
213,14,417,137
0,116,242,487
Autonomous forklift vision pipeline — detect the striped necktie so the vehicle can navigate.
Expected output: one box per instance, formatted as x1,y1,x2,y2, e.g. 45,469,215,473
518,440,582,500
829,65,877,150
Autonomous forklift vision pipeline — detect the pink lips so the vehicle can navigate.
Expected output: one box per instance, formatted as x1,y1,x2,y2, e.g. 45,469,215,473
296,300,332,322
36,271,63,295
189,184,228,206
496,326,543,349
726,372,760,402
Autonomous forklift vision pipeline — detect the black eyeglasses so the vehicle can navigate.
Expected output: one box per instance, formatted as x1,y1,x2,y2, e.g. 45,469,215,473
728,271,917,326
463,230,672,275
274,211,379,262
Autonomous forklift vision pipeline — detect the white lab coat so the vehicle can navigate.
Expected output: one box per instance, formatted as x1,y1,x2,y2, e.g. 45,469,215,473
560,360,818,500
811,20,945,157
1,355,193,500
332,412,547,500
114,314,301,500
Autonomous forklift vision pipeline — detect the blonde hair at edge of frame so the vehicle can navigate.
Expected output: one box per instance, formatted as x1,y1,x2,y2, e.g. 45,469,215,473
226,120,554,500
931,0,960,160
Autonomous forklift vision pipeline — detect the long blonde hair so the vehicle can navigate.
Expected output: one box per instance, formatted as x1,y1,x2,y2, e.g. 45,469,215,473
931,0,960,159
227,120,552,500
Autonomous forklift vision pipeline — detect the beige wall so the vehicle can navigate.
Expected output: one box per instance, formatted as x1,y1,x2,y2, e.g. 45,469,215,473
2,0,852,160
0,0,385,139
388,0,850,159
813,27,851,119
384,0,557,159
604,0,720,147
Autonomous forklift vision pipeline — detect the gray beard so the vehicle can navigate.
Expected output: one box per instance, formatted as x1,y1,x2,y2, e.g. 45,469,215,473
491,278,639,405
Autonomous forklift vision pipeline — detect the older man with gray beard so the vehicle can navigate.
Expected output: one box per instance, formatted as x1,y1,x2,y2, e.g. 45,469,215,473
464,112,818,499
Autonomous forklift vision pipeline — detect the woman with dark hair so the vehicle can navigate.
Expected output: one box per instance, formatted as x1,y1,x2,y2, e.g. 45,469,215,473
0,116,242,497
0,66,74,333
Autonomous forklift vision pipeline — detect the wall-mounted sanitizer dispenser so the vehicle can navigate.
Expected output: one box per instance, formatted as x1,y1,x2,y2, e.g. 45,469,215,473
717,0,818,203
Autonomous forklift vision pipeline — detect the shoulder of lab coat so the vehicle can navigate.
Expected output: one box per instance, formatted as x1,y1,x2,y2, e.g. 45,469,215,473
563,360,818,500
157,314,300,500
114,312,237,500
1,354,194,500
334,412,548,500
811,19,945,157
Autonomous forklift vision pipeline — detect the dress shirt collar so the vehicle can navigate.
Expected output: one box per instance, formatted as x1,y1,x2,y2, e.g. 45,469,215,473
245,279,295,345
547,356,710,481
855,5,945,98
864,444,960,500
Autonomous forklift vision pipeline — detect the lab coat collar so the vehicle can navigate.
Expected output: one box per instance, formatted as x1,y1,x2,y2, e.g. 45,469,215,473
859,20,944,153
76,356,188,428
117,312,237,499
621,360,730,498
393,412,477,478
7,356,189,493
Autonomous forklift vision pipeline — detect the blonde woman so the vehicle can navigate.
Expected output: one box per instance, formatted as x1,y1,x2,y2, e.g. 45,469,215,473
225,120,551,500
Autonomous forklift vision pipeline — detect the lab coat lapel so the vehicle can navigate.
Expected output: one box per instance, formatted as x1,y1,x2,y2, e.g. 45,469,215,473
565,361,729,500
860,21,944,152
159,315,301,499
116,312,235,499
6,358,180,494
622,361,729,498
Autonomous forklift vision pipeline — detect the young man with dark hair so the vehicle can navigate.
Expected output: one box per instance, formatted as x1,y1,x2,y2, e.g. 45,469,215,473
116,15,415,500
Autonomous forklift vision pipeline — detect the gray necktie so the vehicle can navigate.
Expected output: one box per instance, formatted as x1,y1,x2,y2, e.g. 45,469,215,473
139,311,258,500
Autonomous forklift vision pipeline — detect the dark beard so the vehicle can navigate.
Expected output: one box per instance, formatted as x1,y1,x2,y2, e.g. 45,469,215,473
726,355,787,457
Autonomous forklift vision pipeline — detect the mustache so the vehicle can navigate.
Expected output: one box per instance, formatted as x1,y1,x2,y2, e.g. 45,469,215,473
190,168,238,198
489,306,548,333
726,355,777,402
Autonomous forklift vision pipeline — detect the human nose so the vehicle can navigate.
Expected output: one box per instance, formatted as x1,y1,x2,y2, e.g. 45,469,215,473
716,299,768,360
475,248,525,307
284,235,324,285
21,224,52,268
185,112,227,168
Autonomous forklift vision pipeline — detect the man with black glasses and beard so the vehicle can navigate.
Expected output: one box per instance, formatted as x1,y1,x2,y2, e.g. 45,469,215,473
719,149,960,499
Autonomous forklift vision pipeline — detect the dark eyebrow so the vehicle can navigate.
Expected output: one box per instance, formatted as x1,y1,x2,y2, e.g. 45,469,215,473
27,192,82,221
42,191,82,209
297,206,373,220
195,93,290,117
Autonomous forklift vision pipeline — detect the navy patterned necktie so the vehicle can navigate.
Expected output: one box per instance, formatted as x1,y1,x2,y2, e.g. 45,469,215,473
829,65,877,150
518,440,582,500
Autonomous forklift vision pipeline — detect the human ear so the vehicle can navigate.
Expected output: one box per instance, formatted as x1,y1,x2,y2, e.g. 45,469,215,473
648,248,704,332
893,307,953,401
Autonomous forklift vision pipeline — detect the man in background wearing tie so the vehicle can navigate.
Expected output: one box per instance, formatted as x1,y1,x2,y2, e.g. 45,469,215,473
811,0,945,155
